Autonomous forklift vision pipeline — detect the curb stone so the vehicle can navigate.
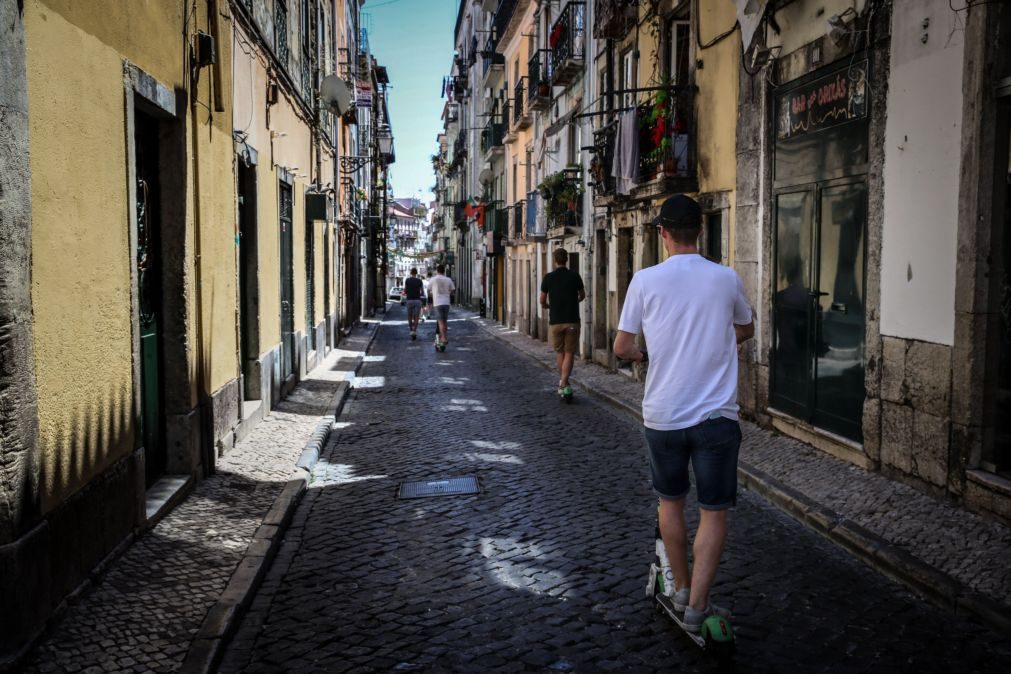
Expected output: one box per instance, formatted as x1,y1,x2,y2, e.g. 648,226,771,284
179,321,380,674
473,318,1011,639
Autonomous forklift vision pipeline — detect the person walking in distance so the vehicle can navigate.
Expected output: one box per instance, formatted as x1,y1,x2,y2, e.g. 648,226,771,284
429,264,455,350
422,271,434,322
613,195,754,632
540,248,585,400
403,268,424,340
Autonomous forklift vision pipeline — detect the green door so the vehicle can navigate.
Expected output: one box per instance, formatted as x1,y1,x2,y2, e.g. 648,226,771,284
135,111,165,485
280,182,295,379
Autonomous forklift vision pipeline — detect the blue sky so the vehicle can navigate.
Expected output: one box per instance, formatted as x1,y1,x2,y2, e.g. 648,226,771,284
364,0,458,204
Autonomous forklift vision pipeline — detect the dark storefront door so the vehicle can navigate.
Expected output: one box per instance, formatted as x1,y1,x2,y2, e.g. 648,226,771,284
238,162,259,401
135,110,165,486
986,97,1011,473
279,182,295,380
305,217,315,351
771,59,869,442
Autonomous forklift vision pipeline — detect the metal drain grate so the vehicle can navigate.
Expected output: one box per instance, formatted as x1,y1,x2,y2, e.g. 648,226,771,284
398,475,480,499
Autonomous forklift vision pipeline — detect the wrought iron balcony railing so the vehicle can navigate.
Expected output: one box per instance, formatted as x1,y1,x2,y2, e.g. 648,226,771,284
511,200,526,239
593,0,639,40
549,2,585,88
481,117,505,155
636,87,696,186
512,76,531,129
528,50,552,110
589,120,618,199
492,0,519,45
481,35,505,76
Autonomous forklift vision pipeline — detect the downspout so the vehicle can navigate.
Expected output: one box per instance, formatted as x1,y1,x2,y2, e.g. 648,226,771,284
189,4,214,477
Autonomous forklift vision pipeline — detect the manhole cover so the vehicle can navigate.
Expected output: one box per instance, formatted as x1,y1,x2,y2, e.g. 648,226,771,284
398,475,480,499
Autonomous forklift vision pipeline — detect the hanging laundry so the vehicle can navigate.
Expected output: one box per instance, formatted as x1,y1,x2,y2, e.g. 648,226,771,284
612,108,640,195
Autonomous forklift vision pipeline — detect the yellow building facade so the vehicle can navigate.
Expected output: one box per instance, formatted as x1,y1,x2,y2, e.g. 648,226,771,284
0,0,378,661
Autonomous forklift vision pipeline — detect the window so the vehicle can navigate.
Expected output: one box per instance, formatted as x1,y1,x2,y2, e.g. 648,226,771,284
620,49,635,109
301,0,310,54
275,0,289,65
705,211,723,263
666,19,690,85
512,157,518,204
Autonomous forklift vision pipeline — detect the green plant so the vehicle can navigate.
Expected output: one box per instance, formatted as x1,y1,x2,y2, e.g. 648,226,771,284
537,169,583,222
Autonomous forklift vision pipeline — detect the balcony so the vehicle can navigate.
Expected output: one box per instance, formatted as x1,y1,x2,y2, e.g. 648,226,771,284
481,34,505,83
525,192,544,238
481,117,505,158
549,2,585,88
593,0,639,40
510,200,526,239
454,200,468,229
589,120,617,203
634,88,698,196
451,74,469,99
538,169,583,237
528,50,552,111
512,76,532,130
492,0,519,43
482,201,507,235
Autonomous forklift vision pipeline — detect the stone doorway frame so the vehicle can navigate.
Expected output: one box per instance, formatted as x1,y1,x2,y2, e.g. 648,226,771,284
123,63,197,487
952,5,1011,508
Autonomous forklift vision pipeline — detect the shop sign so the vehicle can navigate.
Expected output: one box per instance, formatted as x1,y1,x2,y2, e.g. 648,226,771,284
777,61,868,141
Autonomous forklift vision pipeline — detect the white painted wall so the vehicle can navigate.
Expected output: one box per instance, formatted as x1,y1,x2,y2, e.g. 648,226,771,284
880,0,964,345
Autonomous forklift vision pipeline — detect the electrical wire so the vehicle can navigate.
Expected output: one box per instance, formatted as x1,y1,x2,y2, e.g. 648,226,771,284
693,0,739,50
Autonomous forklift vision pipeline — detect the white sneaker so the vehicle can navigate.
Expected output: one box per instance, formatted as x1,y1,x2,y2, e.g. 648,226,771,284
658,567,690,611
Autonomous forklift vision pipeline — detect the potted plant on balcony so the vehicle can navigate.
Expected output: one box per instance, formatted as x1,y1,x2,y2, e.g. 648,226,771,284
641,84,687,177
538,170,583,227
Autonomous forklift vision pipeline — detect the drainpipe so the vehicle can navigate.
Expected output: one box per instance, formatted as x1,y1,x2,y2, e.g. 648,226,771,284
189,7,215,477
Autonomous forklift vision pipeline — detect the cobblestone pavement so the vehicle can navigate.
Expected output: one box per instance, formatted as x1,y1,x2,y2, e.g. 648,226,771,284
221,307,1011,673
478,318,1011,610
23,327,374,674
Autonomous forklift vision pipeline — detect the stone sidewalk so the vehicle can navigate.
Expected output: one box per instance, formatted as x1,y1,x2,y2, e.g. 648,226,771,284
474,315,1011,636
21,322,378,674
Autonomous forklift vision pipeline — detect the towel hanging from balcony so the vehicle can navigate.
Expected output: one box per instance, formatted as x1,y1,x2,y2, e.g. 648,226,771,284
612,108,640,196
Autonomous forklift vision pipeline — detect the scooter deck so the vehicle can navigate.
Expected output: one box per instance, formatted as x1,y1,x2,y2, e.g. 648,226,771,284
654,593,707,649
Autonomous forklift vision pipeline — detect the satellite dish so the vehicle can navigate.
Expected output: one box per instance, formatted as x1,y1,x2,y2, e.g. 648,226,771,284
478,168,494,185
320,74,353,115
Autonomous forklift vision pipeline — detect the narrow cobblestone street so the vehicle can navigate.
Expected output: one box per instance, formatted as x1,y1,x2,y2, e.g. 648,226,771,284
220,306,1011,673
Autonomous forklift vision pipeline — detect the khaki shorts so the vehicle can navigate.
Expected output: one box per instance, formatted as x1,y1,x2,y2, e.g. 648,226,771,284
549,323,580,354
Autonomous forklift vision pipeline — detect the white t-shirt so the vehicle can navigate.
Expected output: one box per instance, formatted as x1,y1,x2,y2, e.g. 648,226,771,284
617,254,752,431
421,278,430,300
428,274,455,306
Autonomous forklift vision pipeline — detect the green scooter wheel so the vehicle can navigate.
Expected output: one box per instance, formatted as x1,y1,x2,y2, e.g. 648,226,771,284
701,615,735,659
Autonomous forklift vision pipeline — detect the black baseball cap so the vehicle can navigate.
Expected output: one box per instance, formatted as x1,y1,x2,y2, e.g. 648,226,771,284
653,195,702,231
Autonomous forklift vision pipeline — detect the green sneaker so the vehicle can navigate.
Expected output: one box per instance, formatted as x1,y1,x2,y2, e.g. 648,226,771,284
562,386,572,396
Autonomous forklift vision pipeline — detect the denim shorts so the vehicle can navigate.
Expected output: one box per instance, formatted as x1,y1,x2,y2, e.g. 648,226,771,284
643,416,742,510
406,299,422,319
434,305,450,321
